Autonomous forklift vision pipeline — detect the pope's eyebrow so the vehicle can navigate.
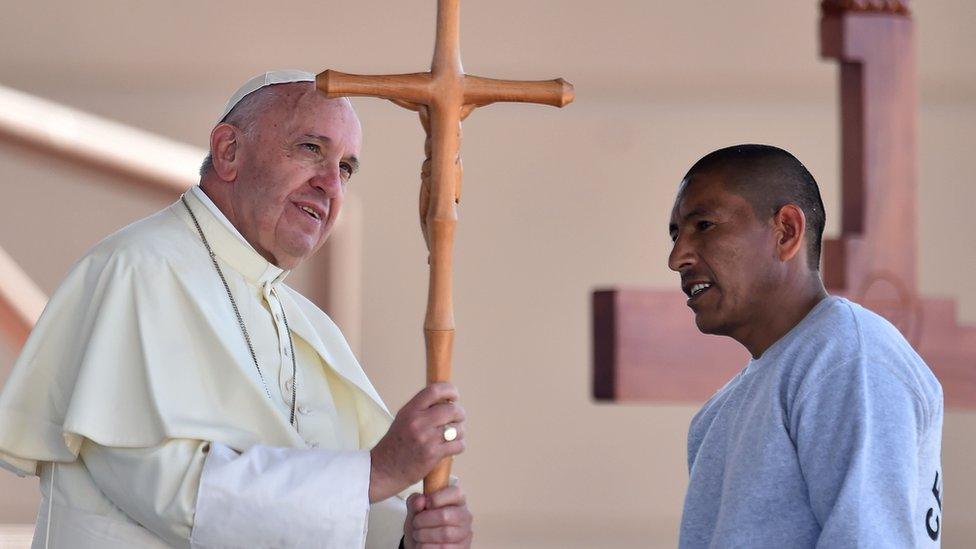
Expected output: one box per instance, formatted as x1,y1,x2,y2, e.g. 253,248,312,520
300,133,334,147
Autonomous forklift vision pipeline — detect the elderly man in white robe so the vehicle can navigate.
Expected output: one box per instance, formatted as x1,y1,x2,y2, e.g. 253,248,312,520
0,70,474,548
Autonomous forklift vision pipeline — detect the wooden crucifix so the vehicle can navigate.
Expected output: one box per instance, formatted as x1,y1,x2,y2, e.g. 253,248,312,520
317,0,574,492
593,0,976,408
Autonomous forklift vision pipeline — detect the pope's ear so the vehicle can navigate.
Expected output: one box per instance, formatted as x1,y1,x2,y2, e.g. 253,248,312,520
774,203,806,263
209,123,240,181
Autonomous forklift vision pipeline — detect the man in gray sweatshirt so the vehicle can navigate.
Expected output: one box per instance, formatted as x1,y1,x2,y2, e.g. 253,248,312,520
668,144,943,548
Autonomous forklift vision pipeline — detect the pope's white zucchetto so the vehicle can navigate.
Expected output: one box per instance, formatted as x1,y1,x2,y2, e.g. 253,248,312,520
216,69,316,125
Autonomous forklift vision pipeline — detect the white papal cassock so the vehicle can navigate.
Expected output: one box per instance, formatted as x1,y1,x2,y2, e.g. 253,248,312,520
0,186,409,548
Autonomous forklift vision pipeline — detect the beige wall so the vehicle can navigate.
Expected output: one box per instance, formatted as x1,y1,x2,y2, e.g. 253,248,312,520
1,1,974,546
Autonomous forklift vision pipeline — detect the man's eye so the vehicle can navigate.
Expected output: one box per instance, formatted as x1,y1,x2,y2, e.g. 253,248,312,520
696,220,715,231
300,143,320,153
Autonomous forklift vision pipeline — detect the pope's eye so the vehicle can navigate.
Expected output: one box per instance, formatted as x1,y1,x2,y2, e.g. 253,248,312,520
300,143,320,154
339,162,354,180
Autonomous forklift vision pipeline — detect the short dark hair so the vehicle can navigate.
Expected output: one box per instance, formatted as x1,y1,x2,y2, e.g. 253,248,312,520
683,144,826,270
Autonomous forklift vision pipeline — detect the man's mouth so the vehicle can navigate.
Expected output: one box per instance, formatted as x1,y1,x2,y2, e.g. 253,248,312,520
682,280,714,305
689,283,711,297
295,202,325,222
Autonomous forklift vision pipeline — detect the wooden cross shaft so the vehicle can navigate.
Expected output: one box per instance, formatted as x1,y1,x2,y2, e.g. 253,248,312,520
316,0,574,492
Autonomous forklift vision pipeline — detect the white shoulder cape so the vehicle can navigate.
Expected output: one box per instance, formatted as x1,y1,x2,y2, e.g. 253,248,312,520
0,199,394,476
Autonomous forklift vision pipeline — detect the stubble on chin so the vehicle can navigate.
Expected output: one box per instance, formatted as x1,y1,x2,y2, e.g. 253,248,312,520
694,315,717,335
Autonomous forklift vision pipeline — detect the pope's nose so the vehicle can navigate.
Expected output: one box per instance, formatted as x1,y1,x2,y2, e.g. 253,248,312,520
309,167,344,197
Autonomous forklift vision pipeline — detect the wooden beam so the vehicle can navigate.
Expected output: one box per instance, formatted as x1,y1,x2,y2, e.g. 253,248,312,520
819,5,917,296
592,289,747,402
0,83,202,193
0,246,46,351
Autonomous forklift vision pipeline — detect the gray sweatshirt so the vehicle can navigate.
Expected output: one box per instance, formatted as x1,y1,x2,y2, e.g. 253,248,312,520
679,296,943,548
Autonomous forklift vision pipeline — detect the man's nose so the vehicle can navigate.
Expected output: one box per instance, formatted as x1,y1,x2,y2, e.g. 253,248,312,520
310,165,343,197
668,234,695,273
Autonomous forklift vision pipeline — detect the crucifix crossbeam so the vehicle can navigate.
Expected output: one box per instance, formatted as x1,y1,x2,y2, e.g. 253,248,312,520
317,0,574,492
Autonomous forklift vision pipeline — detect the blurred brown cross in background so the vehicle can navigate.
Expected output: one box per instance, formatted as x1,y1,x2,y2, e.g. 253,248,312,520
316,0,574,492
592,0,976,408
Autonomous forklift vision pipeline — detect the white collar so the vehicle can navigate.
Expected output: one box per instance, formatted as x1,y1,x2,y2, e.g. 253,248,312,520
190,186,258,252
183,186,287,286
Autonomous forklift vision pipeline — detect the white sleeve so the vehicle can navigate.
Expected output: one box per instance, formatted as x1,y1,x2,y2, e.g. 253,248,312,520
79,438,207,547
189,442,372,549
365,495,408,549
82,439,380,548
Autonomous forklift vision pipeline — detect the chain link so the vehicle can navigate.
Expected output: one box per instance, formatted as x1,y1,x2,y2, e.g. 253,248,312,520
182,195,297,426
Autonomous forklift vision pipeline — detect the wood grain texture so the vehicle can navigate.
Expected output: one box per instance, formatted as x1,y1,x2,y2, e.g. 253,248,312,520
317,0,574,492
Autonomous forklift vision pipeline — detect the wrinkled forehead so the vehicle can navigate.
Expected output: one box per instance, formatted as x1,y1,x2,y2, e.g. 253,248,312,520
267,91,361,141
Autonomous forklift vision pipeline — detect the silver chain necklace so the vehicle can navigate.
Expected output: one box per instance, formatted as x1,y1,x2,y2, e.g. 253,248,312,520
182,195,297,426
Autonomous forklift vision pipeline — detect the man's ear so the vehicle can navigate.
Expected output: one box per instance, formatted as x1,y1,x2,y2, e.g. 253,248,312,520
210,123,240,181
774,204,806,263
